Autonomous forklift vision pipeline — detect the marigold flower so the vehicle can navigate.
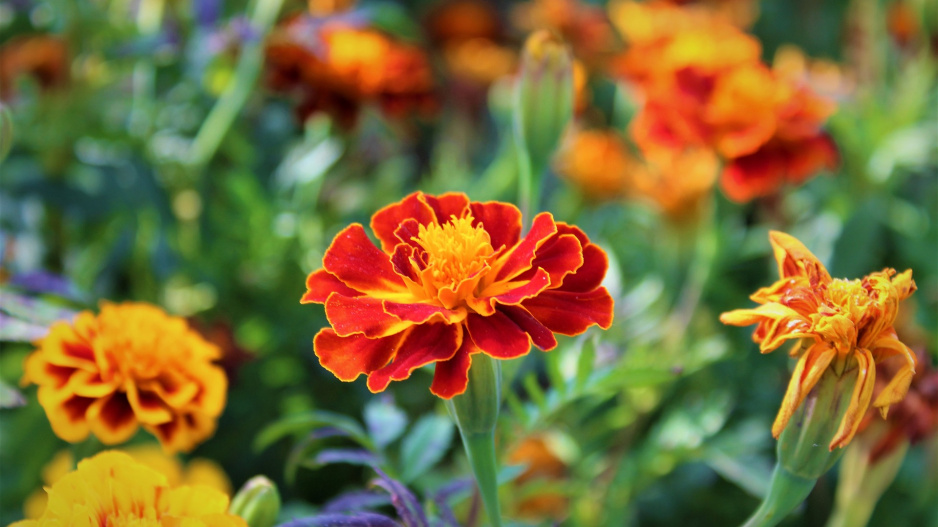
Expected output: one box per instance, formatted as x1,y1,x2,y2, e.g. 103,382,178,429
0,35,69,100
507,435,569,520
21,302,228,453
301,192,614,398
511,0,617,67
23,444,232,519
554,129,634,200
12,451,245,527
720,231,917,449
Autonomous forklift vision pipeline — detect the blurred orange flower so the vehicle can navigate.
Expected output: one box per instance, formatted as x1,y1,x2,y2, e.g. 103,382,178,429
720,232,917,449
21,302,228,453
23,444,232,519
12,451,245,527
511,0,618,67
0,35,69,100
554,129,633,200
265,18,436,126
302,192,613,398
507,435,569,520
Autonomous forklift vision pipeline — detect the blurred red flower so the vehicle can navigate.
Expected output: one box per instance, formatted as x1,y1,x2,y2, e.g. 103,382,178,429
301,192,613,398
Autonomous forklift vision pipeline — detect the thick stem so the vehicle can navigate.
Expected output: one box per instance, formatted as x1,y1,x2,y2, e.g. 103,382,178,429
517,146,534,232
445,354,503,527
741,465,817,527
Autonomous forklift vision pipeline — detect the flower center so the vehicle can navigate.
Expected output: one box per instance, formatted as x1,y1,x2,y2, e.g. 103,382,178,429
414,215,495,292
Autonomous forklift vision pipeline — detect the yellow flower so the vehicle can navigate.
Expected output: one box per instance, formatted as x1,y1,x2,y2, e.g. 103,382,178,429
23,444,232,519
12,451,245,527
720,231,917,449
21,302,228,453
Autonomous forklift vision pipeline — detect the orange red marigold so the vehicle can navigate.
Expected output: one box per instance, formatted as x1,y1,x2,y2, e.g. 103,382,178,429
720,232,917,449
302,192,614,398
21,302,228,453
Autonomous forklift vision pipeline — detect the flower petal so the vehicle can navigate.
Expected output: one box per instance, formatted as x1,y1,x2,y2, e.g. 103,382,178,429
302,269,362,304
500,305,558,351
384,300,466,325
126,383,173,425
492,212,558,282
552,225,608,292
366,323,462,393
423,192,471,223
522,288,614,335
36,388,93,442
768,230,831,284
430,337,479,399
86,392,139,445
470,201,522,251
314,329,406,382
323,224,408,298
480,268,552,310
370,193,438,252
466,312,531,360
523,233,583,287
325,294,413,338
770,345,835,438
830,348,877,449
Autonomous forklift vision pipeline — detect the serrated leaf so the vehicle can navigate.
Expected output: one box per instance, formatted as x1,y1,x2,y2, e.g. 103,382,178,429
255,410,373,452
364,397,408,450
399,414,453,483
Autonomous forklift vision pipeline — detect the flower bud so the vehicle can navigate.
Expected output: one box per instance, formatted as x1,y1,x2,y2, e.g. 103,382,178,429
513,30,574,173
229,476,280,527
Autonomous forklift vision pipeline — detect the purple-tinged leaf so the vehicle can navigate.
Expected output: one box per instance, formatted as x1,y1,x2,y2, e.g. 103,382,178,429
0,312,48,342
430,477,473,527
7,271,83,301
308,448,379,468
371,468,428,527
312,426,353,440
280,512,400,527
324,490,392,513
0,288,79,326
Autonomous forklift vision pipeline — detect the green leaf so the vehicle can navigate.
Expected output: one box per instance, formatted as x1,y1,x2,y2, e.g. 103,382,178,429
254,410,373,453
399,414,454,483
364,397,408,450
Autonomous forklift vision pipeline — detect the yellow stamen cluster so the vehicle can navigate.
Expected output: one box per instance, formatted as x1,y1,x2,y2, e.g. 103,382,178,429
415,215,495,292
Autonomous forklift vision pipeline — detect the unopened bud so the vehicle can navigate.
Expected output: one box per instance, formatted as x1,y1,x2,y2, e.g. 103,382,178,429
513,30,574,173
229,476,280,527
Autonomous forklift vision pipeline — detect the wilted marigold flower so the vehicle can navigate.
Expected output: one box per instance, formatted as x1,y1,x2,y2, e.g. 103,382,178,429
21,302,228,453
12,451,246,527
720,231,917,449
302,192,614,398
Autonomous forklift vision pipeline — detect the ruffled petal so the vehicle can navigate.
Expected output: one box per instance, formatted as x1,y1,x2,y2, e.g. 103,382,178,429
85,392,139,444
470,201,522,251
522,288,614,335
325,294,413,338
430,337,478,399
313,329,406,382
553,226,608,292
126,383,173,425
322,224,408,298
829,348,877,449
423,192,471,223
522,233,583,288
492,213,558,282
770,345,835,438
768,230,831,284
480,268,552,309
301,269,362,304
500,305,558,351
370,193,438,252
384,300,466,325
36,387,93,442
366,323,462,393
466,312,531,360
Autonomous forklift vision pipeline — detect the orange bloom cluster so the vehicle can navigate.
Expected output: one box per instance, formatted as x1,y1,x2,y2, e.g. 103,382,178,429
507,436,569,520
13,451,245,527
427,1,517,88
554,128,718,221
302,192,613,398
22,302,228,453
611,1,839,203
265,17,436,126
720,232,917,449
0,35,69,100
511,0,618,67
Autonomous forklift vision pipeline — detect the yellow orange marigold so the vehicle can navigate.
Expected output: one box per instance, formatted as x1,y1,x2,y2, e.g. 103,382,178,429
12,451,245,527
720,232,917,449
21,302,228,453
302,192,613,398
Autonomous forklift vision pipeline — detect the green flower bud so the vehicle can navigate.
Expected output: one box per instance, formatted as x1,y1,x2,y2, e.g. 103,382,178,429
229,476,280,527
512,30,574,174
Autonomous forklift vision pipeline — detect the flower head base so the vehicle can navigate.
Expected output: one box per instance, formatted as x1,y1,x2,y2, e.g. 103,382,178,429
720,231,917,449
12,451,245,527
302,192,613,398
22,302,228,453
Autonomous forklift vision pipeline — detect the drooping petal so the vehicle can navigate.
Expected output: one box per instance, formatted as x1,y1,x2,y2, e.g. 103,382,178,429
301,269,363,304
521,288,614,335
719,303,812,353
313,329,406,382
370,193,438,252
365,323,462,393
492,213,558,282
325,294,413,338
870,336,917,415
500,305,558,351
323,224,408,298
430,337,478,399
466,312,532,360
768,230,831,284
770,345,835,438
829,348,877,449
470,201,522,251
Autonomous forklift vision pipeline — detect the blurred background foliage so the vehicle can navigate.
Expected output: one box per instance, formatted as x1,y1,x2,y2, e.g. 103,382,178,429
0,0,936,526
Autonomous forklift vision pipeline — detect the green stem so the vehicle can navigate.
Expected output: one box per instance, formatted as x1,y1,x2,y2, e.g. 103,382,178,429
187,0,284,172
517,144,534,231
741,465,817,527
445,354,503,527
